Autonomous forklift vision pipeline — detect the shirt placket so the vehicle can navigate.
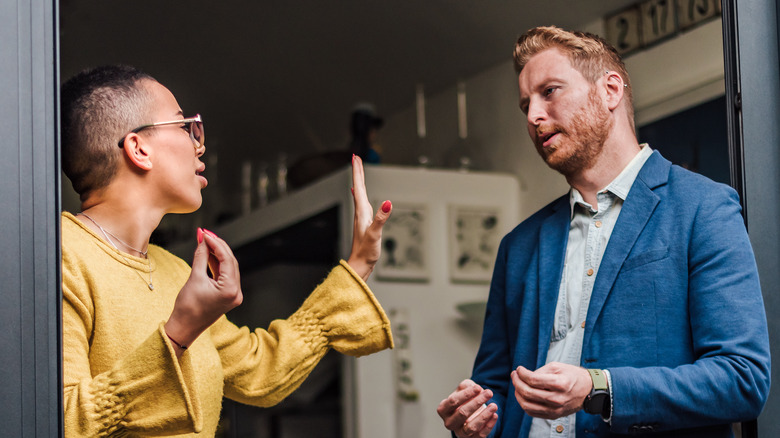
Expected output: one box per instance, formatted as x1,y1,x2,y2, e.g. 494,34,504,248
548,415,572,437
555,198,609,438
549,206,589,438
578,192,612,336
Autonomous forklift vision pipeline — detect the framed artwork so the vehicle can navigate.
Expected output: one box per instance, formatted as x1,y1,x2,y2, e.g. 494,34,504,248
448,205,502,283
374,202,429,282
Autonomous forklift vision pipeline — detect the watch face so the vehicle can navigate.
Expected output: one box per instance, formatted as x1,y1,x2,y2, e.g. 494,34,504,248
584,391,609,415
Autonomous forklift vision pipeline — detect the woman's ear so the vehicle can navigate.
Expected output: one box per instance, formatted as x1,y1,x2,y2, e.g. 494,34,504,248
603,71,625,111
121,132,153,171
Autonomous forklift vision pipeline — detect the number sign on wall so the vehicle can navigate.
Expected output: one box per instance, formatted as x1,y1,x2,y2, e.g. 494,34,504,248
641,0,676,45
605,0,721,55
605,6,642,54
678,0,721,30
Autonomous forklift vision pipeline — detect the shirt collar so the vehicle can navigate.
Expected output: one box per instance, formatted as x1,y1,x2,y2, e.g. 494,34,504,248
569,144,653,216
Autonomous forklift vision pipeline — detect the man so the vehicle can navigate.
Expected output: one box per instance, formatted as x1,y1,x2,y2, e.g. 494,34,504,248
437,26,769,438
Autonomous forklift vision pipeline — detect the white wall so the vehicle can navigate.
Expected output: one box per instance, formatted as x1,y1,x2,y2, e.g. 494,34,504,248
353,166,521,438
627,19,724,126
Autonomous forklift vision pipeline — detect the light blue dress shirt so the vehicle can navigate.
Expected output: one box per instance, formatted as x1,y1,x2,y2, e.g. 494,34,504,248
529,145,653,438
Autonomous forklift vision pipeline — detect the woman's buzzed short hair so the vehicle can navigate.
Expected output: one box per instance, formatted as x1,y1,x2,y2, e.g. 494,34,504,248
60,65,155,200
514,26,634,132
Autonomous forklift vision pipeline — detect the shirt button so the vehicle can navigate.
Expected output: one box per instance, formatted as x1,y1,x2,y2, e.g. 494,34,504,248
595,221,602,228
581,321,586,328
587,268,594,276
556,425,565,433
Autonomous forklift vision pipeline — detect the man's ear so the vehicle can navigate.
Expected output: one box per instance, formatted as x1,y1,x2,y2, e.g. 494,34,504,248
121,132,153,171
603,71,625,111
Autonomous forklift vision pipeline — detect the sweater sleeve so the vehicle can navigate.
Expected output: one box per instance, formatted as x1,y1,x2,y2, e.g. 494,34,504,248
62,282,204,436
214,260,393,407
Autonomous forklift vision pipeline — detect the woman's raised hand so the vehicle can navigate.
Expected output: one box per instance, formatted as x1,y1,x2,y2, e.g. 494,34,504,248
346,155,392,280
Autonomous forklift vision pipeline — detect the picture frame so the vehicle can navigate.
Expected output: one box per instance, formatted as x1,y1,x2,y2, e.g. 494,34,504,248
447,204,502,283
374,202,429,282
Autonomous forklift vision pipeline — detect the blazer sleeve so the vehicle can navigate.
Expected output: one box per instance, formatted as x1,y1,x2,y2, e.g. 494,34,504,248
607,185,771,433
469,235,515,437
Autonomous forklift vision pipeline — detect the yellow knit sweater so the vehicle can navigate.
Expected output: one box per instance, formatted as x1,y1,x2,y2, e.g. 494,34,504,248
62,212,393,437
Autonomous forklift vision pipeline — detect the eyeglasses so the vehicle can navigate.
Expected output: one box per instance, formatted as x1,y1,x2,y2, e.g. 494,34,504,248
118,114,204,150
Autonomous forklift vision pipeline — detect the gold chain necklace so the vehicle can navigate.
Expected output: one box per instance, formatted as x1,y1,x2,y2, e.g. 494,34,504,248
80,213,154,290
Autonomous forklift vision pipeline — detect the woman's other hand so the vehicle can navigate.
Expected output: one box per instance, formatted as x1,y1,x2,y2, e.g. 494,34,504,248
165,229,243,355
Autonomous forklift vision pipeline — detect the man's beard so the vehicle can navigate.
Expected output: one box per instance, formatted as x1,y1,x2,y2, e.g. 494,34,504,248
535,90,613,177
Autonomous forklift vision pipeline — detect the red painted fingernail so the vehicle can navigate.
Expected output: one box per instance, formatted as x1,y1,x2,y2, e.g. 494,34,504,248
381,200,392,213
352,154,355,164
203,228,218,239
351,187,354,195
197,228,204,244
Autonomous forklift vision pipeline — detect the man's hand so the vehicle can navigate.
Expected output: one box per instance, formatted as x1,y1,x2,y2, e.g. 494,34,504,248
346,154,392,280
437,379,499,438
164,228,243,356
511,362,592,419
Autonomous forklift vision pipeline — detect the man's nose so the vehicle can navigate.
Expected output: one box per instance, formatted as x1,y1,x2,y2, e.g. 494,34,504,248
526,98,546,126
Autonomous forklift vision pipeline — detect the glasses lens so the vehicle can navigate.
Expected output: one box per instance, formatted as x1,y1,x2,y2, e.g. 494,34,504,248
190,118,204,148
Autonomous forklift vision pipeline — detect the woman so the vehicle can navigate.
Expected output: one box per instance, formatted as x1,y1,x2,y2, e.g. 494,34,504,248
60,65,393,436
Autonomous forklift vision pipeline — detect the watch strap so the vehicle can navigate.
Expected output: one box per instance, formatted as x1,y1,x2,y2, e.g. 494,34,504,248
587,368,608,390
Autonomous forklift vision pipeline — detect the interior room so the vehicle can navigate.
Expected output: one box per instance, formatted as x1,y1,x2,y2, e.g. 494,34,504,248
59,1,729,437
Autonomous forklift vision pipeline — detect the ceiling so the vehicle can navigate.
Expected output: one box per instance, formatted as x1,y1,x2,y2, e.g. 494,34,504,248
60,0,636,193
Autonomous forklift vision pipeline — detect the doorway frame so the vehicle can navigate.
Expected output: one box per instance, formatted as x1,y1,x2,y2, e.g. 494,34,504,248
0,0,778,436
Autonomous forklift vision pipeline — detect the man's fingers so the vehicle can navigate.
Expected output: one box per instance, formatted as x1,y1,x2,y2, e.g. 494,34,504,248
438,384,480,418
466,403,489,423
456,379,478,391
480,412,499,437
515,365,560,390
462,403,498,437
437,381,500,438
440,387,493,431
512,369,551,406
514,365,540,384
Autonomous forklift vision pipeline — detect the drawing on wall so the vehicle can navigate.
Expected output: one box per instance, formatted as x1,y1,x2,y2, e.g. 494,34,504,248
448,205,502,283
374,202,429,282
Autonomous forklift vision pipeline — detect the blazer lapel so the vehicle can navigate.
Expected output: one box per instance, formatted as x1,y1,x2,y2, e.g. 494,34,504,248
536,196,571,366
583,151,669,347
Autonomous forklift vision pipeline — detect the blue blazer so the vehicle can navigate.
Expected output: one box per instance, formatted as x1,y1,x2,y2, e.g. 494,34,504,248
472,151,770,437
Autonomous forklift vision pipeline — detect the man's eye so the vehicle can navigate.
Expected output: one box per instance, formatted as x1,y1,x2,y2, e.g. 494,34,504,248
181,124,191,134
544,87,557,96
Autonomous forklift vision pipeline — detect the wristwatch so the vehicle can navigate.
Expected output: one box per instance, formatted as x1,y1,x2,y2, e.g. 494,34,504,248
583,368,610,419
